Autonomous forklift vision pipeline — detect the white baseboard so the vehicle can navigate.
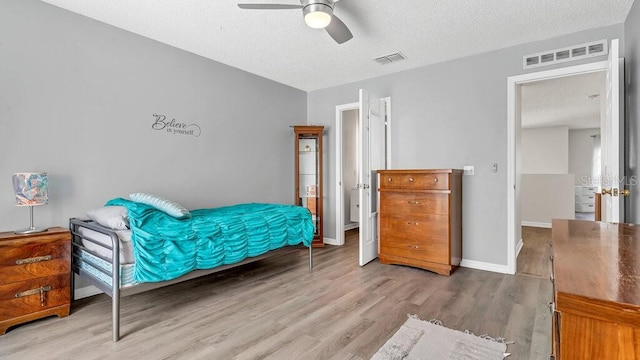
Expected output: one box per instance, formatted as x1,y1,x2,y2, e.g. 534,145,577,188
323,237,340,246
521,221,551,228
460,259,511,274
344,223,359,231
74,285,102,299
516,238,524,257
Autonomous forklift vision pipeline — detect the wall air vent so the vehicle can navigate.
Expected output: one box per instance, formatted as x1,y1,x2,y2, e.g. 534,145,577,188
523,39,608,70
373,52,406,65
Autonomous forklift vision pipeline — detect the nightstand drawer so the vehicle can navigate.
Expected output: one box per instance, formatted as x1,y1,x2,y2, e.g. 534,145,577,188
0,240,70,284
0,274,70,320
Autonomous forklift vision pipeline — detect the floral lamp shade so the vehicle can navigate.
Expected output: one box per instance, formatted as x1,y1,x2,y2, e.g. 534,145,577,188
12,172,49,234
13,172,48,206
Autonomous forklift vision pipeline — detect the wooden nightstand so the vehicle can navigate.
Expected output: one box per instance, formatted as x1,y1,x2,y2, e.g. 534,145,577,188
0,227,71,335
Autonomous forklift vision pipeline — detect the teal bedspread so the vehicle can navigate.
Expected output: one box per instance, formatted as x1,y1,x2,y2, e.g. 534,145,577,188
105,198,314,283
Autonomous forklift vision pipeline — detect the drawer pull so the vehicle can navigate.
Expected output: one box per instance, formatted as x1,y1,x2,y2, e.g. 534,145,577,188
407,245,419,249
433,177,439,183
16,255,52,265
407,222,419,225
409,177,414,182
408,201,420,205
15,286,52,307
387,177,392,182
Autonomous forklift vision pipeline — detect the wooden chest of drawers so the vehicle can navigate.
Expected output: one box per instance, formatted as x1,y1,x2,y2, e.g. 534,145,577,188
377,169,462,275
0,228,71,335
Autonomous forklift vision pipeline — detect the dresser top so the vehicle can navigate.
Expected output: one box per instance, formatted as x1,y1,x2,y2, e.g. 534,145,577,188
552,219,640,315
377,169,463,174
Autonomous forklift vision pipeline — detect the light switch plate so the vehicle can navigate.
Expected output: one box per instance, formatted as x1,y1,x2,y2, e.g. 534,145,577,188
463,166,474,176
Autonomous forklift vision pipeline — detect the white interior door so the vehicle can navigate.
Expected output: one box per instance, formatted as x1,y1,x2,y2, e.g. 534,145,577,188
601,39,625,223
358,89,386,266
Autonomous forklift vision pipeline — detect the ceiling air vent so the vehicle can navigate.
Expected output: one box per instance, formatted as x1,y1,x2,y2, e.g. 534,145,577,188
523,39,608,70
373,52,406,65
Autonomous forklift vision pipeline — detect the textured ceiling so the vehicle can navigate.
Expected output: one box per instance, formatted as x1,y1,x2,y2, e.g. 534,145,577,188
39,0,634,91
521,71,605,130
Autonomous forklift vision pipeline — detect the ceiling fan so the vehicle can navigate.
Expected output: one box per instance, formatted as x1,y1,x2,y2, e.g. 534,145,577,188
238,0,353,44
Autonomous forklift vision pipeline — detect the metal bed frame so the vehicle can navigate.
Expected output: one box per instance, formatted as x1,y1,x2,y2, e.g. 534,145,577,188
69,218,313,342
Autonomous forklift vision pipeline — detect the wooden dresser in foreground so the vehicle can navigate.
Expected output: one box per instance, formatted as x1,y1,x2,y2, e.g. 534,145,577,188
551,219,640,359
0,227,71,335
377,169,462,276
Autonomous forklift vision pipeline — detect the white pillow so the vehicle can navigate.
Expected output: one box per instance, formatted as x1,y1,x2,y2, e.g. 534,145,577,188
129,192,191,219
86,206,130,230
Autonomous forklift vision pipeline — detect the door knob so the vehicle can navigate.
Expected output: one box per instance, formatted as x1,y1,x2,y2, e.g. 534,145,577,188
602,188,628,197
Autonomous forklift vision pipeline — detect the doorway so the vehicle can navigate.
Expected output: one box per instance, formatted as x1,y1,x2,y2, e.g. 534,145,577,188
519,72,604,228
508,61,607,275
333,97,391,249
507,40,623,274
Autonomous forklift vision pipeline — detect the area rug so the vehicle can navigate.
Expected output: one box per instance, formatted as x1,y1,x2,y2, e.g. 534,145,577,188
371,315,511,360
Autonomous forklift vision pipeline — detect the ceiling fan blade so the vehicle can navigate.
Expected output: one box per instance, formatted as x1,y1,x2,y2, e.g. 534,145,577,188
325,15,352,44
238,3,302,10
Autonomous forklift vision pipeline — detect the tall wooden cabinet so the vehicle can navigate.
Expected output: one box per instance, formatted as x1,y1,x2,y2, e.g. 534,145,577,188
551,219,640,359
377,169,462,276
294,126,324,248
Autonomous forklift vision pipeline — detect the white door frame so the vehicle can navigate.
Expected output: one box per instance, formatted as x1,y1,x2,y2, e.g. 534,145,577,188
334,101,359,246
507,61,607,274
334,97,391,246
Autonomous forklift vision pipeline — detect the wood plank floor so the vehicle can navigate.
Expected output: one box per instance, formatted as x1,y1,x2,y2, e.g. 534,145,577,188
0,229,552,359
517,226,553,278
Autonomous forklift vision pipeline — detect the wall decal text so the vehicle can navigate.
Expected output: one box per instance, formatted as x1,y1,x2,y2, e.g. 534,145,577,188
152,113,201,137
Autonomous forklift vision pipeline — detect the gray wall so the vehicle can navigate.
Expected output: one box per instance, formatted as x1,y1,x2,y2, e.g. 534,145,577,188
521,126,569,174
0,0,306,232
308,24,623,267
569,128,600,186
521,174,575,225
626,1,640,223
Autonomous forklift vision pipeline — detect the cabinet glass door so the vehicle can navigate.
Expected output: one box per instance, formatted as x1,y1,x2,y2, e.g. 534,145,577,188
299,137,319,234
294,125,324,247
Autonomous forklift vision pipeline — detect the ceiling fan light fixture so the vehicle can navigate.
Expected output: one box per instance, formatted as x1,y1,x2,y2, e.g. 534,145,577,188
303,4,332,29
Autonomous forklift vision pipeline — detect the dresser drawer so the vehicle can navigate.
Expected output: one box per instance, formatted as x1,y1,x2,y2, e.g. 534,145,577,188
575,186,598,196
574,193,596,204
380,172,449,190
576,203,596,212
380,192,449,216
379,213,450,265
0,274,70,320
380,234,449,264
0,239,70,284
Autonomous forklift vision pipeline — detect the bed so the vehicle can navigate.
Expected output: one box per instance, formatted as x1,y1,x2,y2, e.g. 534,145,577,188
70,196,314,342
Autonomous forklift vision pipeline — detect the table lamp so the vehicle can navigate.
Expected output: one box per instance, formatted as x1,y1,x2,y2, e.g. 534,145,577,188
12,172,49,234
